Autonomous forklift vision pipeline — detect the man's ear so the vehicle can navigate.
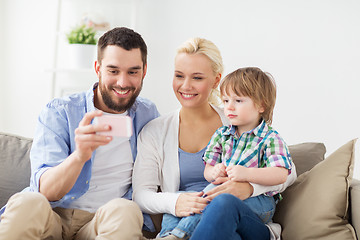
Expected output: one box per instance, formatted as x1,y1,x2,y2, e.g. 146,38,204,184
142,64,147,79
213,73,222,88
94,60,101,77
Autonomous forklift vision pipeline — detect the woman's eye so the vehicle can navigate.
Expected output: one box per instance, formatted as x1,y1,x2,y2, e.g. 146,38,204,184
193,77,203,80
175,74,183,78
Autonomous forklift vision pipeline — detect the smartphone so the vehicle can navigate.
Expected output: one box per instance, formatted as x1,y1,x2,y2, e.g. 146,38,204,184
94,115,133,137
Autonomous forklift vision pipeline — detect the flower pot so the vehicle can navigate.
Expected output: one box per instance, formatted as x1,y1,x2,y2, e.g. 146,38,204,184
68,44,96,69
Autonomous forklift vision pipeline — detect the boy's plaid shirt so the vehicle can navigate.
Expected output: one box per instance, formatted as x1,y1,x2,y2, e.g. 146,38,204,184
203,120,293,197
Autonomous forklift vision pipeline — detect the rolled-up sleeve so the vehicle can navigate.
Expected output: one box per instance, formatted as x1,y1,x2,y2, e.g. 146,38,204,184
203,128,224,166
29,104,71,192
263,135,292,172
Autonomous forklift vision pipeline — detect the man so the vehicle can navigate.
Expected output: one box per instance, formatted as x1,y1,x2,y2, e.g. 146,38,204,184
0,27,159,239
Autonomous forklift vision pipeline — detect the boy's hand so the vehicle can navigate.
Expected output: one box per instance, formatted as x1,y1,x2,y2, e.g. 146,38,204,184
212,163,227,180
226,165,249,182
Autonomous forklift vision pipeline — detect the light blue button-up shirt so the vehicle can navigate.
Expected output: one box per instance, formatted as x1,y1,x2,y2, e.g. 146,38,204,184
0,83,160,230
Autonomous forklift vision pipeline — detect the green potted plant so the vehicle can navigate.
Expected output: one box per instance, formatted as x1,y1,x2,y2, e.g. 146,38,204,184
66,25,97,68
66,25,97,45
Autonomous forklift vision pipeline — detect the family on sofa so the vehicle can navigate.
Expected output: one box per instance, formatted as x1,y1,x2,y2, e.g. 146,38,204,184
0,27,358,240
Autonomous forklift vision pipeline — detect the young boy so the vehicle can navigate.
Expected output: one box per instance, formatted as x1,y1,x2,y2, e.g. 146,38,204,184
203,66,293,222
159,67,293,239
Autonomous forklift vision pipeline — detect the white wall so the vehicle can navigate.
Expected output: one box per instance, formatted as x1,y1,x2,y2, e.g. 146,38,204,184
135,0,360,179
0,0,57,137
1,0,359,177
136,0,360,158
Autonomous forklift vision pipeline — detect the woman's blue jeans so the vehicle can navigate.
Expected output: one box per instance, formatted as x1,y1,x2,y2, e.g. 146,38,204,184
190,194,271,240
160,190,274,239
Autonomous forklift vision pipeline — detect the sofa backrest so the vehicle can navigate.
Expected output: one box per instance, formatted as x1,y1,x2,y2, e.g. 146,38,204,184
288,142,326,176
0,132,32,207
0,131,327,209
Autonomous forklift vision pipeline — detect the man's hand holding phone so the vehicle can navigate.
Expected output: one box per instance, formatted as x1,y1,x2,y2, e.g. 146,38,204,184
94,114,133,138
73,111,133,164
74,111,112,164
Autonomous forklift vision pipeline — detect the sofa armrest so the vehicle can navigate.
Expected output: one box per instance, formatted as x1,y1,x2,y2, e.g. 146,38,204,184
351,179,360,240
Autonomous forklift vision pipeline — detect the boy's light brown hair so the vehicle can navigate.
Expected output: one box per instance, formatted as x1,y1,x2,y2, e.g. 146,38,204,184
220,67,276,125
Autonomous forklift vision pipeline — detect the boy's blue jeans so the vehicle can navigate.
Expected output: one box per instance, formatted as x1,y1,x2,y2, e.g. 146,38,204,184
191,194,271,240
159,184,276,239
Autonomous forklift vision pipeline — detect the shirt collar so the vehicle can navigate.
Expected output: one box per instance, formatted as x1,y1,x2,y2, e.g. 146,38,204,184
224,125,237,136
224,119,269,138
252,120,269,138
86,83,97,113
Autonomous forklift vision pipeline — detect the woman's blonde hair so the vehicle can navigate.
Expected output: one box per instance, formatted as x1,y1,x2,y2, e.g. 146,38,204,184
220,67,277,125
176,38,224,106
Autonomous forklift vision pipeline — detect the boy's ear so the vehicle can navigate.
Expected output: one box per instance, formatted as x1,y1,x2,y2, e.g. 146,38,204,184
257,104,265,113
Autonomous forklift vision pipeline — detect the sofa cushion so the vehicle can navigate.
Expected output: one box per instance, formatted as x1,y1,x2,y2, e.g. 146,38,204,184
351,180,360,240
0,132,32,207
288,142,326,176
274,139,357,240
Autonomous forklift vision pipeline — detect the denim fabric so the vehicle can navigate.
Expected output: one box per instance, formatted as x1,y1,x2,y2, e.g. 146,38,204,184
243,194,276,223
159,189,202,239
191,194,270,240
160,213,201,239
160,184,275,238
204,183,276,223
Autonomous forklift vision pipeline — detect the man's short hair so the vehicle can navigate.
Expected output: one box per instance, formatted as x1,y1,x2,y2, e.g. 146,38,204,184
97,27,147,67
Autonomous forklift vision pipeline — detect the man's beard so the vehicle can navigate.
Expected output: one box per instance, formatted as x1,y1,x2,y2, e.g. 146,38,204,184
98,75,142,113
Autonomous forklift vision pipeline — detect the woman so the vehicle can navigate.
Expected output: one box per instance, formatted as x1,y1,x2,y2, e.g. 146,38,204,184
132,38,296,240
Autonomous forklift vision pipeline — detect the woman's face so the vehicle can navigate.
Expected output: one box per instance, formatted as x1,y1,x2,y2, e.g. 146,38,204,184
173,53,220,109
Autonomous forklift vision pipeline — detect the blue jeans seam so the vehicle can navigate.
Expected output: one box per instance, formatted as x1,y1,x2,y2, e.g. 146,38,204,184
172,227,189,239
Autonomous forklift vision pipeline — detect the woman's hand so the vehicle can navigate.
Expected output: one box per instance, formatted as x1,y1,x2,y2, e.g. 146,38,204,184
204,177,253,201
175,192,209,217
